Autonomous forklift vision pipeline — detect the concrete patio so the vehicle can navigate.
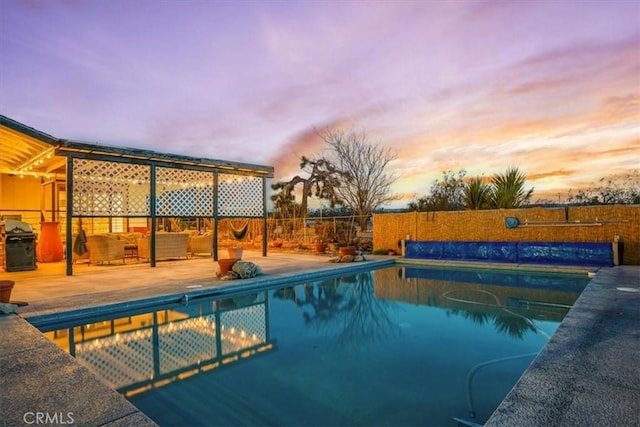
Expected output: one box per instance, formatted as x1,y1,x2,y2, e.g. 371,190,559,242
0,253,638,426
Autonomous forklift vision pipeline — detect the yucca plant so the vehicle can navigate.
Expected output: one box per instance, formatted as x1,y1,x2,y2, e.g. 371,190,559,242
464,176,491,209
490,167,534,208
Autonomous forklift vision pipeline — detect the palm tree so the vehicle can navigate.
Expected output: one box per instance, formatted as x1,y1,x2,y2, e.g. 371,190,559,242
464,176,491,209
490,167,534,208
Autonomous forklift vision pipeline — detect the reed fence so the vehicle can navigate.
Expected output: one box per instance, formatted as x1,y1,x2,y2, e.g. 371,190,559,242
372,205,640,265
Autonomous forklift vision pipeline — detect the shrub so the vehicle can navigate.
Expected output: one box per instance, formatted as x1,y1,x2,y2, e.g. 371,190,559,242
372,248,390,255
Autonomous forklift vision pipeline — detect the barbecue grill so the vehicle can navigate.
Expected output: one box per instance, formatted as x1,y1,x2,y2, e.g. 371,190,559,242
4,220,37,272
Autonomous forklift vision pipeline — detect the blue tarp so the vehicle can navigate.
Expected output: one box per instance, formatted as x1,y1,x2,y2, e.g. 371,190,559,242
405,240,613,267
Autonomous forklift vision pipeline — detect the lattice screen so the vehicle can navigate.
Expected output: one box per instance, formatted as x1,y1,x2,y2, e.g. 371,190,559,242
158,316,218,374
72,306,266,390
156,167,215,216
71,160,264,218
220,305,267,355
75,329,154,390
72,158,151,216
217,173,263,217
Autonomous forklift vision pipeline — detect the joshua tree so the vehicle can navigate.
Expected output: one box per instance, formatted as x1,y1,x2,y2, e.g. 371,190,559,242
270,156,344,225
270,187,298,219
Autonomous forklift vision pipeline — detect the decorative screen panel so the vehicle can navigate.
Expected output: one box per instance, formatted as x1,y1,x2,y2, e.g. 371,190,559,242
217,173,263,217
220,305,266,355
156,167,214,216
72,158,151,216
75,329,154,390
158,316,217,374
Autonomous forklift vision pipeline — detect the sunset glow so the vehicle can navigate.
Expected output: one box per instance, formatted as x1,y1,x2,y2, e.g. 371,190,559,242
2,0,638,207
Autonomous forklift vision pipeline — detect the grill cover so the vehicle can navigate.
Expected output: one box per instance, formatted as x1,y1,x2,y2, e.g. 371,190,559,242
5,220,34,235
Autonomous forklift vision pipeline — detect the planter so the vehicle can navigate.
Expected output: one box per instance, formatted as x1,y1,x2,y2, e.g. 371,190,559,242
37,221,64,263
218,258,239,275
0,280,15,303
314,243,328,254
227,246,243,260
339,246,357,257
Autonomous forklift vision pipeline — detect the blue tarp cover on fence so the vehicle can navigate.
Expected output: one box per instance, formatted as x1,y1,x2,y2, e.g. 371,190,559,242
405,240,613,267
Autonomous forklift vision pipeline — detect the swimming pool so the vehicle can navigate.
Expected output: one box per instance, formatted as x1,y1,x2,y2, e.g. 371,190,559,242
39,265,590,426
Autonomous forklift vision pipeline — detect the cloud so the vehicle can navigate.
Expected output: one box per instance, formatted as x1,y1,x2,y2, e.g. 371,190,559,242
2,0,638,209
268,124,329,180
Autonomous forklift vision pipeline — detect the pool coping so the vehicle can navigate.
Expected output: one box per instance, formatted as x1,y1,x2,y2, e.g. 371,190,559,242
2,260,638,426
484,264,640,426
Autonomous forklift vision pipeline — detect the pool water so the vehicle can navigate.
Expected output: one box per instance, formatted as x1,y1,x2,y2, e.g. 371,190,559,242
39,265,590,426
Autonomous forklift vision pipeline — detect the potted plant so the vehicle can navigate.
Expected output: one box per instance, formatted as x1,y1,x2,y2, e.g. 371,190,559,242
314,239,328,254
338,214,358,256
338,245,357,257
218,258,238,276
227,246,243,259
0,280,15,303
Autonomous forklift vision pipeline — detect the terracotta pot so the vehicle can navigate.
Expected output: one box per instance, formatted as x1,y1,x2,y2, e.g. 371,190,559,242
314,243,327,254
339,246,357,257
37,222,64,263
0,280,15,303
227,247,243,259
218,258,239,275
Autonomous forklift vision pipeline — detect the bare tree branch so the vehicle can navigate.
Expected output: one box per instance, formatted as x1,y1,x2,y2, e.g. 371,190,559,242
317,127,398,231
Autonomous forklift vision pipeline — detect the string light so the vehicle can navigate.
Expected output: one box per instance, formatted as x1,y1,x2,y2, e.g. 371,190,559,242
12,146,55,175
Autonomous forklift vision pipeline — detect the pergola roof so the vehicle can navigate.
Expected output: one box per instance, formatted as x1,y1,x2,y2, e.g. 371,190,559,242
0,115,62,177
0,115,274,178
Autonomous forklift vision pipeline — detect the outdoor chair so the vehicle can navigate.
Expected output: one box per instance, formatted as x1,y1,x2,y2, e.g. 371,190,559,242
190,233,213,255
86,235,126,265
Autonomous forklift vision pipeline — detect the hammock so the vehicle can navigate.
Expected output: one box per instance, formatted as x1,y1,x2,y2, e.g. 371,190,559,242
229,220,249,240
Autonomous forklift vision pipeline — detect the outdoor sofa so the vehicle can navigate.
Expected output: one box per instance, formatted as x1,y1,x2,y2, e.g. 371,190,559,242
138,232,189,261
85,235,126,265
189,233,213,255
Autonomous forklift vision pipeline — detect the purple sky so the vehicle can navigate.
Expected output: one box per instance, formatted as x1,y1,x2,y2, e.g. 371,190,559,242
2,0,639,207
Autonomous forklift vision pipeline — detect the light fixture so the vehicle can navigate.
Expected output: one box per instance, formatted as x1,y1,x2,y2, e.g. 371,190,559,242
12,146,56,175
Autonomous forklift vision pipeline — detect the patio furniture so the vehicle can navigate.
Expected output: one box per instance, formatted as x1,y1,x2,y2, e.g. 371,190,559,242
124,244,138,260
138,233,189,261
189,233,213,255
86,235,126,265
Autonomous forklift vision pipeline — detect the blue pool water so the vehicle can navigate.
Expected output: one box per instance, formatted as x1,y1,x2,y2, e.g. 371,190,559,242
39,265,590,426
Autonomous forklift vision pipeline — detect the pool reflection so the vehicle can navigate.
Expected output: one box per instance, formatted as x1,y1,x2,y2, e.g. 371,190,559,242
39,265,589,426
42,293,273,396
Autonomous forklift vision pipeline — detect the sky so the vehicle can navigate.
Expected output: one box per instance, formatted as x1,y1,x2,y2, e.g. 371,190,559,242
2,0,639,208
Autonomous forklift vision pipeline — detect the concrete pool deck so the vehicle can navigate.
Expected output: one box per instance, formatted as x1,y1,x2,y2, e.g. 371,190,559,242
0,253,638,426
